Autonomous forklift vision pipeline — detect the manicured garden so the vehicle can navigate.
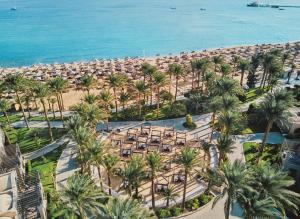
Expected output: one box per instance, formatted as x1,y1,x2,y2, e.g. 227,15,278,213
29,142,68,193
155,192,213,218
5,127,66,153
243,142,282,165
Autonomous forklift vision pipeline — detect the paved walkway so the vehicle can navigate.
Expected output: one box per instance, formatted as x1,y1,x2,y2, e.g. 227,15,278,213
55,141,80,191
23,135,70,161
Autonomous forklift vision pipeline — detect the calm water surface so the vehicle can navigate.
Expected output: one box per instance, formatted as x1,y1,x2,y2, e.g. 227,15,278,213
0,0,300,66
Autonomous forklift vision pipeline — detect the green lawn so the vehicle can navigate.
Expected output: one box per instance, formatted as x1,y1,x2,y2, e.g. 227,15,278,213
30,142,68,193
0,113,23,124
243,142,282,165
245,86,270,102
6,127,67,154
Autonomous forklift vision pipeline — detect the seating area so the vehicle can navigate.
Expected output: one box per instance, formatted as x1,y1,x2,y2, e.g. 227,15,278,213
107,123,209,206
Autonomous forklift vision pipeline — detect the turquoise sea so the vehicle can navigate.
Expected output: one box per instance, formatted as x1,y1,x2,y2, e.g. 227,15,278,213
0,0,300,67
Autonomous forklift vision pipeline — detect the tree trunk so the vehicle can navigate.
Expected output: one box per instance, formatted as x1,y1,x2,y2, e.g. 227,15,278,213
191,70,195,89
26,102,31,118
151,175,155,209
135,186,139,197
181,170,188,210
156,87,160,118
197,72,200,88
34,98,38,109
4,112,11,126
16,92,30,129
41,100,53,141
51,103,56,119
113,88,118,116
56,94,64,125
258,120,273,160
3,128,11,145
169,74,172,93
166,197,170,208
138,93,142,119
108,172,112,195
260,68,267,88
150,76,153,106
240,70,245,86
59,92,65,110
175,77,178,101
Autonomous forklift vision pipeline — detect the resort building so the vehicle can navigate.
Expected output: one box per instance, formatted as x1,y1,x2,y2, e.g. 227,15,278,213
0,128,47,219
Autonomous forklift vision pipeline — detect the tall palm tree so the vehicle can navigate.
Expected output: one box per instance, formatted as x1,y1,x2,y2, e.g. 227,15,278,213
75,103,104,131
146,151,162,209
237,59,250,86
216,134,235,163
33,83,53,141
22,92,33,118
85,139,105,186
48,76,68,122
0,99,11,125
62,174,105,218
218,111,242,135
119,91,130,110
134,80,146,119
102,154,119,195
79,74,96,95
177,147,198,209
258,89,294,156
212,160,251,219
140,63,156,105
220,64,231,78
208,96,222,142
168,63,184,101
4,73,30,129
231,55,241,78
203,72,216,94
99,197,153,219
212,77,242,97
99,89,113,131
162,186,179,208
152,71,166,118
260,52,278,89
212,55,224,72
196,58,211,90
252,164,300,217
108,73,124,116
50,97,57,119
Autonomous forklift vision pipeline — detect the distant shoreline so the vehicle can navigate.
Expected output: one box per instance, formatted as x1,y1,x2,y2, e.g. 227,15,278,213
1,40,300,69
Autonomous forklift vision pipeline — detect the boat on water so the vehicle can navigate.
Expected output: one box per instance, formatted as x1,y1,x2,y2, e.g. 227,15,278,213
11,7,17,10
170,7,176,10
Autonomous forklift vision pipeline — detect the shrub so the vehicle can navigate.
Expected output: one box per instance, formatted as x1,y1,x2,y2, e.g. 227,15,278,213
170,206,182,217
186,198,199,211
198,193,212,206
169,102,187,118
183,114,197,130
156,209,171,218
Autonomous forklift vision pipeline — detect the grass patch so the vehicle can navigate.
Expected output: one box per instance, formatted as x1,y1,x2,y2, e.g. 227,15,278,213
6,127,67,154
0,113,23,124
30,142,68,193
243,142,281,165
245,86,270,102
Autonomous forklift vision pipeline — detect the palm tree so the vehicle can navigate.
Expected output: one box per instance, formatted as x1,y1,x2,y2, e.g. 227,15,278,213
99,197,153,219
146,151,162,209
108,73,124,116
33,83,53,141
79,74,95,95
208,96,222,142
85,139,105,186
258,89,294,156
0,99,11,125
168,63,184,101
212,55,224,72
216,134,235,163
134,80,146,119
203,72,216,94
48,76,68,122
102,154,119,195
281,52,291,66
218,111,242,135
4,73,30,129
62,174,105,218
75,103,104,131
177,147,198,209
99,89,113,131
237,59,250,86
140,63,156,105
286,63,296,84
212,77,242,97
212,160,251,219
162,186,179,208
260,52,277,89
231,55,241,78
196,58,211,90
152,71,166,118
252,164,300,217
84,93,98,105
50,97,57,119
238,192,280,219
119,91,130,110
220,64,231,78
22,92,33,118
